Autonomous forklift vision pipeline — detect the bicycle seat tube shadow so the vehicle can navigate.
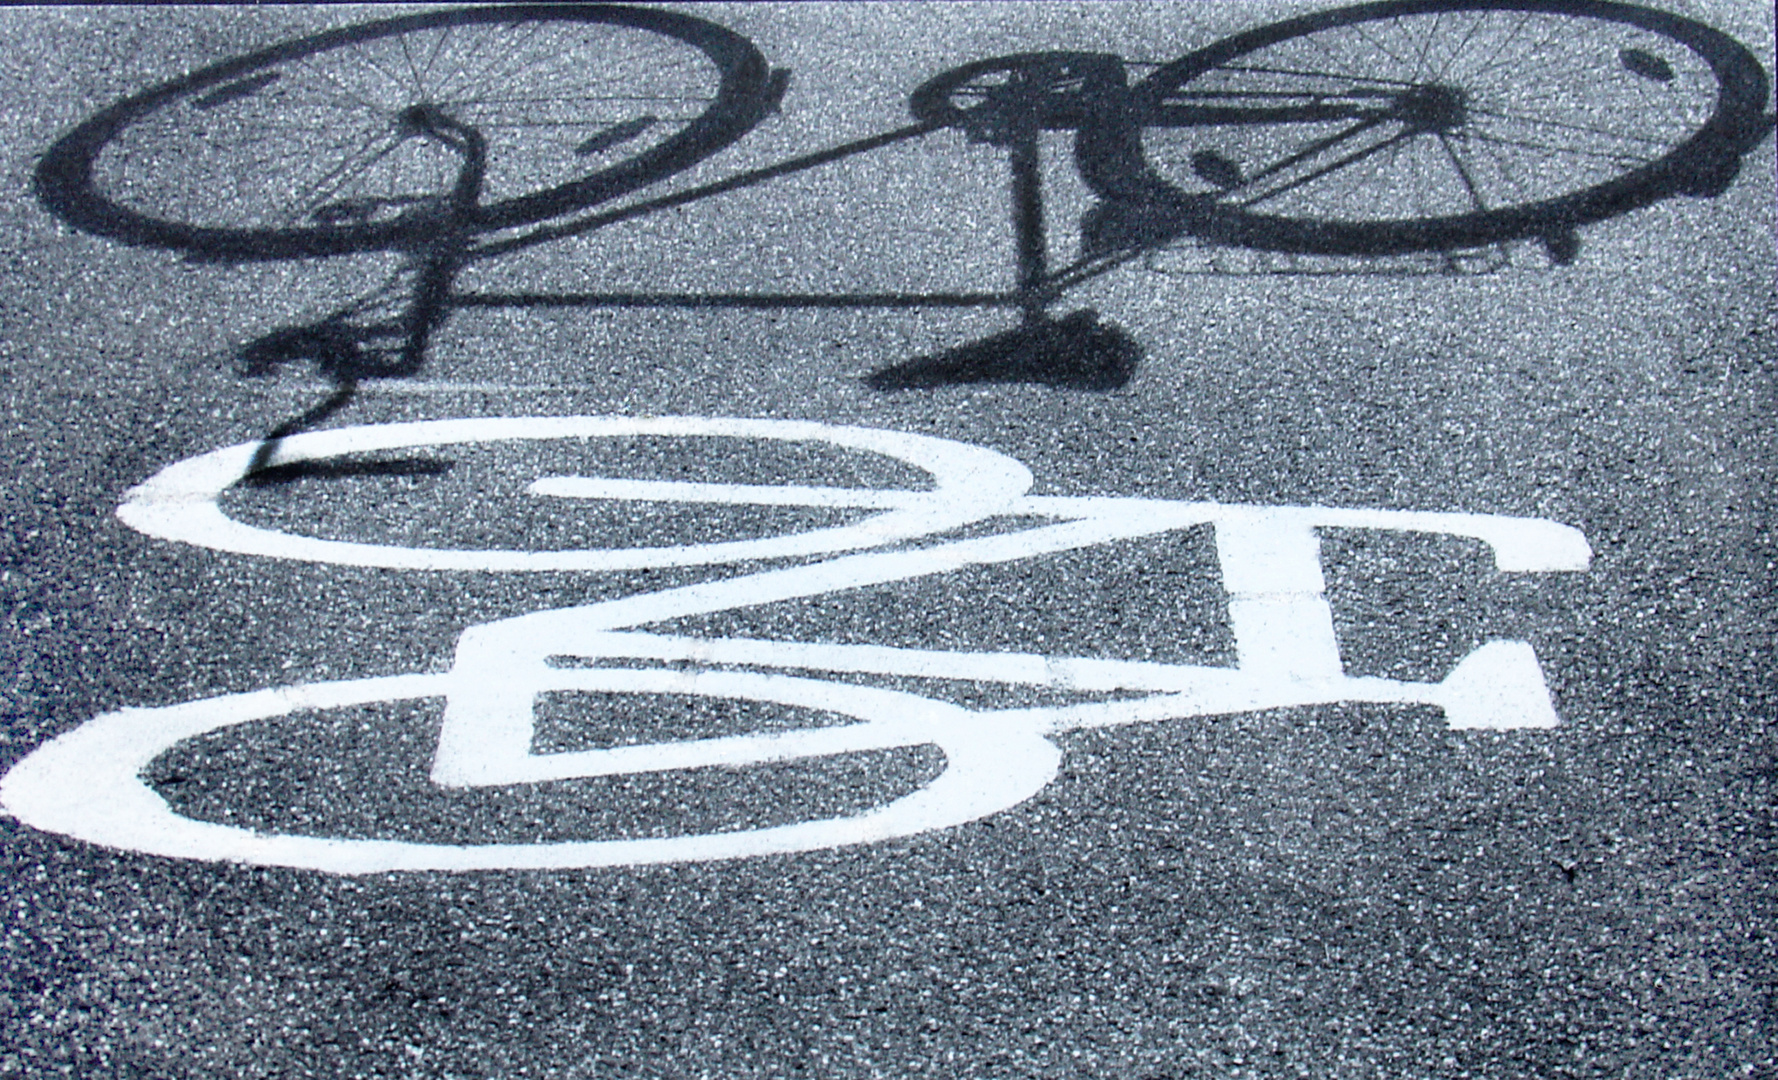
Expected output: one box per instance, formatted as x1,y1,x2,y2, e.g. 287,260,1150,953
455,48,1158,395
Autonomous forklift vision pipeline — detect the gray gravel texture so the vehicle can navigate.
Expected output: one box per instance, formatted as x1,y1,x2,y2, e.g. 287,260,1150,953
2,3,1774,1078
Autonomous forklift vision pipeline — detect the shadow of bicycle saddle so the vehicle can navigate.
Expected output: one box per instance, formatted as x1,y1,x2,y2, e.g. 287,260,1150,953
864,309,1141,392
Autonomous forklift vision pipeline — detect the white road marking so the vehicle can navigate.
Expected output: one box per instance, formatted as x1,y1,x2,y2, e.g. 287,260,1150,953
0,671,1062,873
116,416,1031,571
3,416,1593,872
274,381,588,396
528,476,936,510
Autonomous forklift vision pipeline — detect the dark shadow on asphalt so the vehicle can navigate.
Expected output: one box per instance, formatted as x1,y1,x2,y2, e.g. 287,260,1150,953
32,7,1776,461
239,457,455,488
864,310,1140,392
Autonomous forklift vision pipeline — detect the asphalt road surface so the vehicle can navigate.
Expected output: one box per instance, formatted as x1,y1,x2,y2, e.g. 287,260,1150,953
1,3,1773,1078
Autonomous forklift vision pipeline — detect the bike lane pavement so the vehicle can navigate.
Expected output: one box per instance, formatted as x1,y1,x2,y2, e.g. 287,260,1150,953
1,4,1773,1078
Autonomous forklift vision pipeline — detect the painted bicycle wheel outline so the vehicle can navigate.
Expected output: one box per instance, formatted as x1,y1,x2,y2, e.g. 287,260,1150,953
0,668,1067,873
116,416,1034,572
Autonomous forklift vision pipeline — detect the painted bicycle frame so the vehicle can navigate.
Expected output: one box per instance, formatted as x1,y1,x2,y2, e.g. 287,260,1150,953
1,417,1591,873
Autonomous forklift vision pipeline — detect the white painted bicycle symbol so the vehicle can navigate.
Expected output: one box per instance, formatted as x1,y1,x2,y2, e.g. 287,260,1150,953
1,417,1591,873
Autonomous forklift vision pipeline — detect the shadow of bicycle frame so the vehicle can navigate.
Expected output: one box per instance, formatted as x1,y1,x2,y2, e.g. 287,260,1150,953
31,2,1775,476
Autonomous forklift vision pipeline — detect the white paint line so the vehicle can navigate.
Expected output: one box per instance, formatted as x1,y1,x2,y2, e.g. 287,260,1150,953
275,382,593,396
117,416,1031,571
528,476,932,510
542,630,1230,693
525,630,1562,735
0,416,1594,872
0,672,1062,874
1022,498,1592,572
1218,503,1593,573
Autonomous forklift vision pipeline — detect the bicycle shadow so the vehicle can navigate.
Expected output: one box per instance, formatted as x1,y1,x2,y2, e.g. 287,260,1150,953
34,7,1774,471
231,258,458,481
863,309,1140,392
